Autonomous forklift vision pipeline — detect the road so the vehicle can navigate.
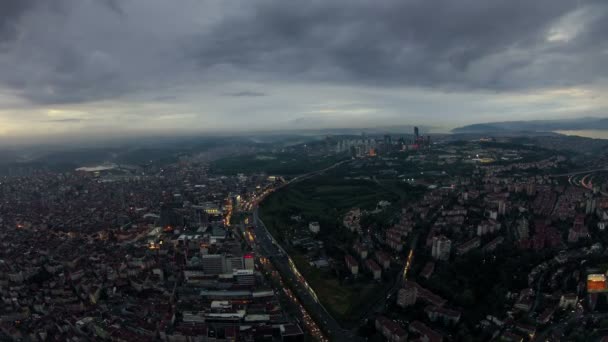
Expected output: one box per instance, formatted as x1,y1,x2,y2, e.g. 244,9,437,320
566,171,608,196
250,159,362,341
276,159,350,189
552,168,608,177
530,269,548,315
253,207,360,341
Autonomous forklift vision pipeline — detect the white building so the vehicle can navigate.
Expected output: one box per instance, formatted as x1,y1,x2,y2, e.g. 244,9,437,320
431,235,452,261
309,222,320,234
477,220,501,236
559,294,578,309
244,253,255,270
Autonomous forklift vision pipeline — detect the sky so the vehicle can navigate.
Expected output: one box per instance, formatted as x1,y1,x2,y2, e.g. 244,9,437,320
0,0,607,142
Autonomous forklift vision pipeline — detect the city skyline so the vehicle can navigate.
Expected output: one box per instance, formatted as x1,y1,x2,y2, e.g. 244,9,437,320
0,0,607,141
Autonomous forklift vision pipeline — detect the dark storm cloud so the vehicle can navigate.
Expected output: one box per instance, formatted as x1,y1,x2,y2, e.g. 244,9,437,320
223,91,267,97
195,0,608,90
0,0,122,103
0,0,606,106
0,0,37,41
101,0,125,16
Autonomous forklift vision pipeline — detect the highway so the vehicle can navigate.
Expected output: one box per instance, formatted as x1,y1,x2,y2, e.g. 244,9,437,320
566,170,608,196
274,159,350,189
249,159,362,341
552,168,608,177
250,158,418,336
253,207,360,341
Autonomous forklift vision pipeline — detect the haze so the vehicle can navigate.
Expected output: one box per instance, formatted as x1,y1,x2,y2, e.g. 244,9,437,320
1,0,607,143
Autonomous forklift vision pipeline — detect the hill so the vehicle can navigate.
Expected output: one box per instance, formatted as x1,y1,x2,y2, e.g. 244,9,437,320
452,117,608,133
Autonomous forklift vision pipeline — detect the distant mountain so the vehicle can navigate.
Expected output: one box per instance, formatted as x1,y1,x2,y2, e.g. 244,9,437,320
451,123,509,133
452,117,608,133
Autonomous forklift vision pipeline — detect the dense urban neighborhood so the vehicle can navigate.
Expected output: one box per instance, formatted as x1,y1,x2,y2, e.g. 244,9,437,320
1,130,608,341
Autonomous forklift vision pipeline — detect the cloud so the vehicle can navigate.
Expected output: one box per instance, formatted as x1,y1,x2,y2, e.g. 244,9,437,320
0,0,37,42
0,0,606,107
44,118,82,123
0,0,606,139
223,91,267,97
101,0,125,16
192,0,608,91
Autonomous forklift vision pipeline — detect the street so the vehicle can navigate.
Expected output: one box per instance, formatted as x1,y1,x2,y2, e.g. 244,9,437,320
253,207,360,341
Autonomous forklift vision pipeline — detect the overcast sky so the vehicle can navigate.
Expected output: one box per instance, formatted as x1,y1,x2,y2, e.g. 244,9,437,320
0,0,607,141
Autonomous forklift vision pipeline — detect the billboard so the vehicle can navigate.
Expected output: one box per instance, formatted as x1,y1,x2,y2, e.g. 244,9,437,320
587,274,608,293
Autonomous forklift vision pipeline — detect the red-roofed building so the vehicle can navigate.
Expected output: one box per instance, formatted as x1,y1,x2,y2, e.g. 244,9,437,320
409,320,443,342
365,259,382,280
400,281,446,307
568,214,589,243
397,282,418,307
420,261,435,279
425,305,461,325
345,255,359,275
537,307,555,325
375,316,408,342
375,250,391,269
353,242,368,259
456,237,480,256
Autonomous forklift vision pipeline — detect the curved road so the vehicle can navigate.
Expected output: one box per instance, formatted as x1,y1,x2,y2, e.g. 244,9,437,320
552,168,608,177
566,170,608,196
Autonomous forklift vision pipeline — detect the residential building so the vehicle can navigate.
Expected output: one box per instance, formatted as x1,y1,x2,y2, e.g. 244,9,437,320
431,235,451,261
397,285,417,307
345,255,359,275
375,316,407,342
309,222,320,234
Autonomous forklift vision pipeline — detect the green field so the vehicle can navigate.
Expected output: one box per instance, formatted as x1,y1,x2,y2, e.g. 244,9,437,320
259,169,422,323
291,254,388,322
259,172,402,241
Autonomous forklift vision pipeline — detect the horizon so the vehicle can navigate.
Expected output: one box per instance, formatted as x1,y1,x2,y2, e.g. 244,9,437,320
2,116,608,148
1,1,608,141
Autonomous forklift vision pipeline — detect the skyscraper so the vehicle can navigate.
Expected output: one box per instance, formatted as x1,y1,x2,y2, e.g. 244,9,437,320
397,137,405,150
384,134,392,145
383,135,392,153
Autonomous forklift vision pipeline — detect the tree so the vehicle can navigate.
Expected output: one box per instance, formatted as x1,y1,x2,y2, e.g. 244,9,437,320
457,289,476,307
